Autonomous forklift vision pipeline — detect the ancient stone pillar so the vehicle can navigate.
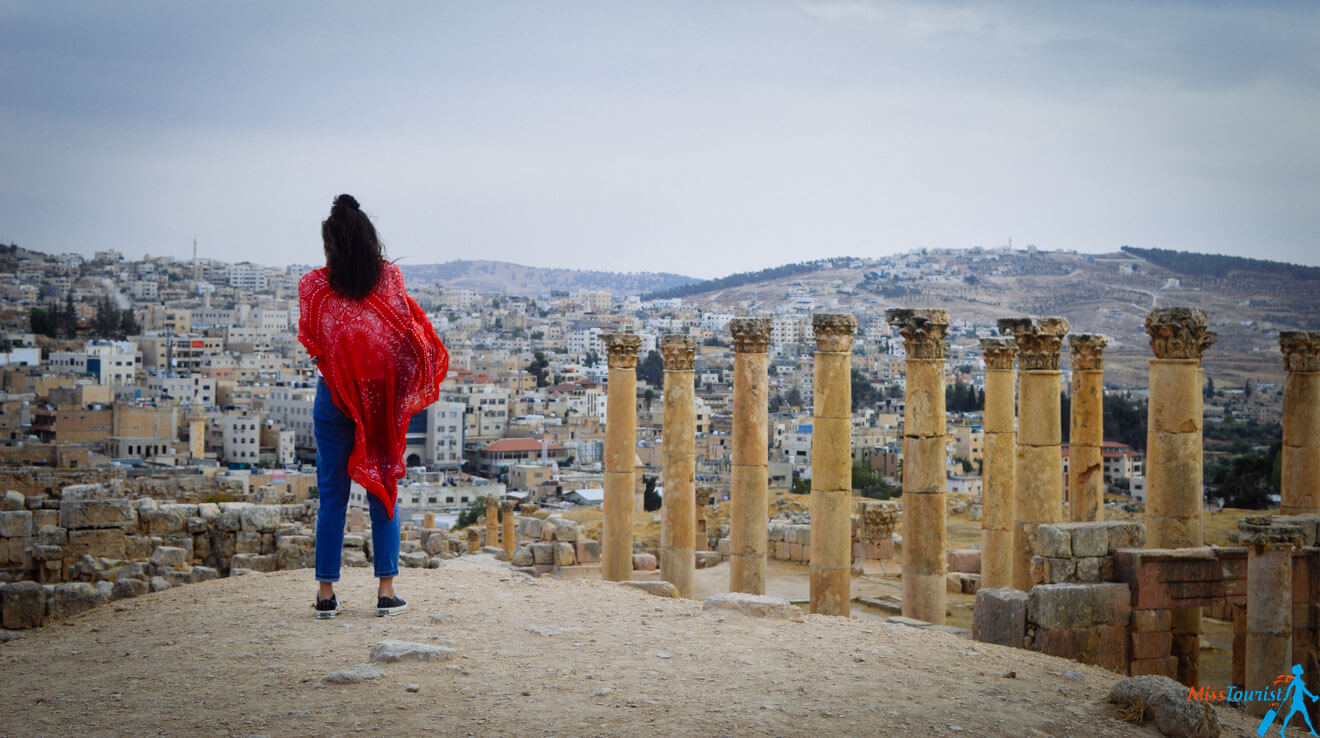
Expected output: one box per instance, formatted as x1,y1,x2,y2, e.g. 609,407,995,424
500,500,516,560
485,495,498,549
886,309,949,624
602,332,641,581
729,318,771,594
979,337,1017,590
1238,517,1303,717
1280,331,1320,515
660,335,697,599
465,526,480,554
1068,334,1108,522
998,317,1069,590
423,511,436,530
1145,306,1216,686
809,314,856,616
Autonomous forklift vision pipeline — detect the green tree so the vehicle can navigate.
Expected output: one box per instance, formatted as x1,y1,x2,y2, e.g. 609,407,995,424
636,350,663,387
120,310,139,336
791,469,810,494
1208,443,1281,509
851,368,880,412
643,475,661,511
852,463,900,499
93,296,120,337
1103,393,1148,452
583,349,600,367
527,351,551,388
29,306,55,337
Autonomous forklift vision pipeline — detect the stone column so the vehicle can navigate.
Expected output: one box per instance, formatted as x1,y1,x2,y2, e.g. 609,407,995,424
485,496,498,549
602,332,641,582
729,318,771,594
423,511,436,529
979,337,1017,590
1145,307,1216,686
810,314,856,616
500,500,516,560
998,317,1069,591
1280,331,1320,515
660,335,697,599
1068,334,1108,522
465,526,480,554
886,309,949,624
1238,517,1303,717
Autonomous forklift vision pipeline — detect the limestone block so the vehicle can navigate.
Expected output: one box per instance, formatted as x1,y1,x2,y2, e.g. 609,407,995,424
2,490,24,511
229,553,276,572
235,531,262,554
1131,630,1173,660
46,582,107,622
1127,656,1179,678
1147,360,1203,433
399,551,428,568
190,566,220,583
59,498,133,530
343,533,365,549
972,587,1028,648
32,545,62,562
0,512,31,541
1028,584,1098,628
575,539,600,564
554,542,576,567
1031,556,1075,584
1,581,47,629
553,521,579,543
1090,583,1133,625
983,371,1016,431
1035,524,1071,558
33,509,59,530
531,542,555,565
517,517,544,539
215,509,242,532
196,502,221,521
1133,608,1172,633
717,537,731,555
149,576,171,591
947,549,981,574
160,534,194,561
343,550,369,568
773,541,790,560
702,592,803,620
124,535,154,560
111,578,149,600
1034,624,1127,672
276,535,315,570
695,551,721,569
149,546,189,571
1075,556,1113,583
1017,371,1062,445
1106,522,1145,552
240,505,282,533
768,524,786,542
633,552,657,570
1064,523,1110,557
512,546,534,567
66,529,126,560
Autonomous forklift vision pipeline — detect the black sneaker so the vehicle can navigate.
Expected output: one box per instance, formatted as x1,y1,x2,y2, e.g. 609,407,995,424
315,595,343,619
377,595,408,617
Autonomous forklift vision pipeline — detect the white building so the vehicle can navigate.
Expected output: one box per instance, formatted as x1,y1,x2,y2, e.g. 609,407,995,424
266,384,317,450
228,264,269,291
146,373,216,407
223,412,262,464
404,400,465,469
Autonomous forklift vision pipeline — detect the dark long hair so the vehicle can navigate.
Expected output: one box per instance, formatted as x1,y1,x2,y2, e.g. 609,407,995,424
321,193,384,300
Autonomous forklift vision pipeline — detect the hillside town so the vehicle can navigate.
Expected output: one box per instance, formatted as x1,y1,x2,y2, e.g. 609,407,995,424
0,244,1289,525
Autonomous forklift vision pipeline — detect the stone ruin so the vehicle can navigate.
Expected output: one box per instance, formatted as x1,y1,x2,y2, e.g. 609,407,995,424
0,482,472,631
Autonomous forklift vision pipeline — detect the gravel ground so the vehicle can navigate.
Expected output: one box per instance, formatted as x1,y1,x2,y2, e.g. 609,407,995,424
0,555,1261,737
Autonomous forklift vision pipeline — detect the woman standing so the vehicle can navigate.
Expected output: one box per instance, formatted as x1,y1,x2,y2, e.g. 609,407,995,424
297,194,448,618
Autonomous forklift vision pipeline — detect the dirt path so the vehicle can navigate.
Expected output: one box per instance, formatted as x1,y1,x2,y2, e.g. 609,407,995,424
1,556,1260,737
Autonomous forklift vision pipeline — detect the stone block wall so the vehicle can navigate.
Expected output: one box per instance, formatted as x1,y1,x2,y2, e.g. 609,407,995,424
509,515,591,575
0,484,469,630
1029,521,1144,584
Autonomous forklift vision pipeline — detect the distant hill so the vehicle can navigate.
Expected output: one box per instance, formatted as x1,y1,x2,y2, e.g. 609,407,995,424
397,260,697,296
641,258,862,300
1120,245,1320,280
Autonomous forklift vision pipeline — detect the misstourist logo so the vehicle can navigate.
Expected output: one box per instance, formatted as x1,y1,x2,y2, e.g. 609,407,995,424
1188,664,1318,736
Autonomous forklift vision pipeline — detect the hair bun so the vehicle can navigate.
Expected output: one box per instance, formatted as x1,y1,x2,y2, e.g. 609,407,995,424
333,194,360,211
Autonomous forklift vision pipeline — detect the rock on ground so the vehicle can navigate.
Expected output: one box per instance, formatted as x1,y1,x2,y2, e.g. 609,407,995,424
369,639,457,663
323,663,385,684
702,592,803,619
1108,675,1220,738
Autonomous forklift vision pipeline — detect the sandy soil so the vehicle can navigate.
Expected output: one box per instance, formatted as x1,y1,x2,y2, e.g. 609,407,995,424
0,555,1263,737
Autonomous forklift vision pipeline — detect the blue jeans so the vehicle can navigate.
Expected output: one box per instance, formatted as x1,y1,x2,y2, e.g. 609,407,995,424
314,378,400,581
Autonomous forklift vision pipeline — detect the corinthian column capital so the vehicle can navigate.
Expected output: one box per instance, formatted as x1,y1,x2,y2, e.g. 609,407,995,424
603,333,642,369
885,309,950,359
660,334,696,370
998,317,1069,370
1145,308,1215,360
729,318,772,354
812,313,856,353
1280,331,1320,373
980,337,1017,370
1069,334,1108,371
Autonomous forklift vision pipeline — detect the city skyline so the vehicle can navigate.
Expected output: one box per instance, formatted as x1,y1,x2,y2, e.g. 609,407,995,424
3,2,1318,278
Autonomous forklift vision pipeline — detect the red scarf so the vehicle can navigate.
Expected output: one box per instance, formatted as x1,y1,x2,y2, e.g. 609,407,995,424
297,263,448,517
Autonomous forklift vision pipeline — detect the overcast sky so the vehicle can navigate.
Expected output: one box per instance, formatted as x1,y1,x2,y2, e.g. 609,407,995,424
2,1,1317,279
